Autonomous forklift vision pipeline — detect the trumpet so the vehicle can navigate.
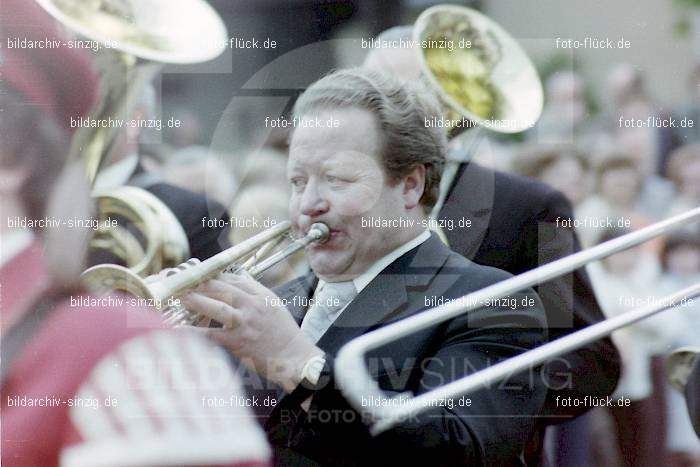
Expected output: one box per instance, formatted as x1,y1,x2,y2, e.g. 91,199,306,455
82,221,330,326
335,207,700,435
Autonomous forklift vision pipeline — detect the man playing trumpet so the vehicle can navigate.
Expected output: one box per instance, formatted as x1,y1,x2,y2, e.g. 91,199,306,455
183,68,549,465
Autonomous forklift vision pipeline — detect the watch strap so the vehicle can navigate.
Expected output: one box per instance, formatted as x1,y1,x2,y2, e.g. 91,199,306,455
287,354,326,406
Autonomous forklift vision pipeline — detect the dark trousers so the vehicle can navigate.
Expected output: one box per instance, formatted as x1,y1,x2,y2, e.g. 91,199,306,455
609,357,668,467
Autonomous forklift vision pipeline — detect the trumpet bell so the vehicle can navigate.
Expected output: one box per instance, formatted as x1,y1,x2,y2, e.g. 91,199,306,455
83,263,156,302
414,4,543,133
667,346,700,392
35,0,227,63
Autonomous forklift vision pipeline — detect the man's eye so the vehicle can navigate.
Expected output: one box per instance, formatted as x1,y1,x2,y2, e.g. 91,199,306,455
326,175,346,184
290,178,306,189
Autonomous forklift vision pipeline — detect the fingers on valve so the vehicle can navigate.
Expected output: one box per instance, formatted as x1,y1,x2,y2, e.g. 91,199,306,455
218,271,260,295
196,278,251,307
180,292,242,329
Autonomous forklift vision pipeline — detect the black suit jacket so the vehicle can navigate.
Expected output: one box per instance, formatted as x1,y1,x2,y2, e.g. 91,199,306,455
127,160,231,260
439,162,620,420
144,182,230,260
88,179,229,268
686,357,700,438
265,234,548,466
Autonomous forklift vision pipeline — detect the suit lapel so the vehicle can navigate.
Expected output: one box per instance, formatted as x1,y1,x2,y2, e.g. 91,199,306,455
439,162,494,260
274,271,317,325
315,268,408,356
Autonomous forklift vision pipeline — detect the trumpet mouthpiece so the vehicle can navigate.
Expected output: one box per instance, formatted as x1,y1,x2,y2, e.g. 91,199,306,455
309,223,331,244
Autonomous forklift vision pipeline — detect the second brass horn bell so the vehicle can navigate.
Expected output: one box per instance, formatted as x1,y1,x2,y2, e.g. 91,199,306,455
417,5,545,229
414,4,543,134
667,346,700,392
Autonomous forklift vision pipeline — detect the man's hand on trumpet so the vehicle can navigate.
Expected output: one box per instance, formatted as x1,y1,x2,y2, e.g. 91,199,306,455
180,272,325,394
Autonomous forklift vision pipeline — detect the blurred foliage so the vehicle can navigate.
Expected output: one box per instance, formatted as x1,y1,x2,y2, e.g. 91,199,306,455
538,52,600,115
676,0,700,7
673,0,700,37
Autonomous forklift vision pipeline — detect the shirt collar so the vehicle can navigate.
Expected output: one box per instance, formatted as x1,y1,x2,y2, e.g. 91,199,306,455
93,154,139,190
317,229,431,294
0,229,34,268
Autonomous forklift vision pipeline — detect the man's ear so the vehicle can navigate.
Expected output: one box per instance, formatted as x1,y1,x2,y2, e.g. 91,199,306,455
402,164,426,210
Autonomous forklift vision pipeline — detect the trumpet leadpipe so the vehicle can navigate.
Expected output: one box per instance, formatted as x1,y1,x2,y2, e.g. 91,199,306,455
162,222,329,326
246,223,330,277
148,221,291,303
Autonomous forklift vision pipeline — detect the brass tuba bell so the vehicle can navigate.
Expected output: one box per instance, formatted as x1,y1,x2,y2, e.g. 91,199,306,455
667,346,700,392
414,4,543,135
413,5,544,223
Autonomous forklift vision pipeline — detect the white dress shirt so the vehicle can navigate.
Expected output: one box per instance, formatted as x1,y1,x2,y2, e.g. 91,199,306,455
92,154,139,190
1,229,34,268
306,229,431,332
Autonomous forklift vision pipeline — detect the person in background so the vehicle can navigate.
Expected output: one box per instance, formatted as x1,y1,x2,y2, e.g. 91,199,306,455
613,128,676,219
659,235,700,355
602,64,676,217
588,228,674,467
529,71,589,144
667,143,700,222
659,234,700,465
670,64,700,156
165,107,205,150
234,147,290,193
576,153,653,248
1,2,271,466
513,143,592,210
162,146,235,207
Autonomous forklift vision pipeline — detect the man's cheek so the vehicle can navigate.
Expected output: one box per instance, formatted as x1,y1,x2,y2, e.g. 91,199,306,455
288,199,302,223
333,202,370,217
328,188,381,217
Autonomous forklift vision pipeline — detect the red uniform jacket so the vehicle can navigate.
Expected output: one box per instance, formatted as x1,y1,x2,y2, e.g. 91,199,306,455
1,243,271,467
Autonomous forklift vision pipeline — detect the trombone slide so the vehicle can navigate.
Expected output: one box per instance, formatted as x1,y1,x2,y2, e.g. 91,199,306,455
334,207,700,434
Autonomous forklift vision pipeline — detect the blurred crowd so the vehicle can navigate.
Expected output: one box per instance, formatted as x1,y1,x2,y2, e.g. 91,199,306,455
509,63,700,466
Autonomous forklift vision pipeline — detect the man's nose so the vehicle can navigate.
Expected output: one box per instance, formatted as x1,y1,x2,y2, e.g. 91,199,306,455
299,179,329,217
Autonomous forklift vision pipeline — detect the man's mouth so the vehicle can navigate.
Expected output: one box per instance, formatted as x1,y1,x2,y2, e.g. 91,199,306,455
308,227,342,246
